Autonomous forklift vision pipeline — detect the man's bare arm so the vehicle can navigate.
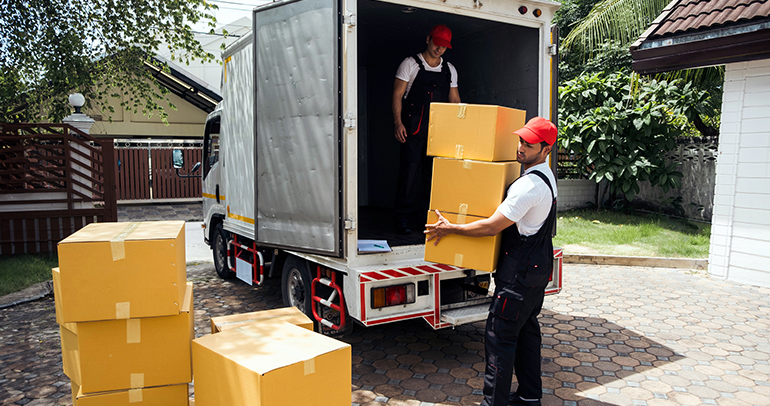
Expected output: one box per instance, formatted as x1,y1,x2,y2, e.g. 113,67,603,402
449,87,461,103
392,79,408,143
425,209,513,245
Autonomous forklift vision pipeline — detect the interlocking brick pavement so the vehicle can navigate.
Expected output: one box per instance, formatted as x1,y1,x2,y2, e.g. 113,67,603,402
1,263,769,405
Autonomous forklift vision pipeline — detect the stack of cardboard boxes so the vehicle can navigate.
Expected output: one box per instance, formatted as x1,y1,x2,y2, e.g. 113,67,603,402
53,221,193,406
192,307,351,405
425,103,526,272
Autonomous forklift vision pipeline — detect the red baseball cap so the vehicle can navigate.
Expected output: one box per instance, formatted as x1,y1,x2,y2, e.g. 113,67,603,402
514,117,558,145
430,24,452,49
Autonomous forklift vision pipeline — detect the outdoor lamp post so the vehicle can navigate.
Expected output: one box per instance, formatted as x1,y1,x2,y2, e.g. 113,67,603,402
63,93,94,134
68,93,86,114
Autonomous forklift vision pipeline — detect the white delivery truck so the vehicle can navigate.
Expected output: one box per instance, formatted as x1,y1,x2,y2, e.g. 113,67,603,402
187,0,563,334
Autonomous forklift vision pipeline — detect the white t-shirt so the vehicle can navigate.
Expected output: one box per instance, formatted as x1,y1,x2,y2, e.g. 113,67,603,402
395,54,458,98
496,162,557,236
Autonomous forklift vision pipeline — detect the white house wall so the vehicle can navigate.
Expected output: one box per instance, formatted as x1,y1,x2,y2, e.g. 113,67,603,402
709,59,770,288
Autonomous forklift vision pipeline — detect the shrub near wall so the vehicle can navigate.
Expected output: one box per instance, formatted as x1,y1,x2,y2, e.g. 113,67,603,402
635,137,717,221
558,71,709,203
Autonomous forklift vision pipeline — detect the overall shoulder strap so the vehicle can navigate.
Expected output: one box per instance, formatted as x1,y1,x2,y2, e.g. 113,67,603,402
529,170,554,201
412,55,425,70
529,170,557,238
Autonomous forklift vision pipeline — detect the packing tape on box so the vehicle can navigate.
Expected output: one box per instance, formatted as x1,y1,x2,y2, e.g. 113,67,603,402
130,373,144,389
127,319,141,344
116,302,131,319
457,204,468,224
129,388,143,403
304,359,315,375
454,253,464,267
111,222,140,261
218,314,292,329
455,145,464,159
236,326,264,340
456,104,467,119
463,160,472,169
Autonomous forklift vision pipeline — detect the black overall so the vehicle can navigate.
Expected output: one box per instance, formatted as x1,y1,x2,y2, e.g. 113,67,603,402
482,170,556,406
395,55,452,224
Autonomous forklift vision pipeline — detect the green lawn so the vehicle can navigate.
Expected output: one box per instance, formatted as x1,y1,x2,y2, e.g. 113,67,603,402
554,209,710,259
0,254,58,297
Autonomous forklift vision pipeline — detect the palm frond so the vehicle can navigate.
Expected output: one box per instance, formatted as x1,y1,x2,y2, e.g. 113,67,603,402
563,0,672,54
658,66,725,88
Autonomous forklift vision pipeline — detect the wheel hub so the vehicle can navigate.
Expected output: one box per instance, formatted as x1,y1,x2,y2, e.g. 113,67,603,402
288,269,306,306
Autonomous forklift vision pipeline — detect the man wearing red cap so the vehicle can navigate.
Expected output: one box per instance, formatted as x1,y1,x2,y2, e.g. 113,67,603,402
392,24,461,234
426,117,558,406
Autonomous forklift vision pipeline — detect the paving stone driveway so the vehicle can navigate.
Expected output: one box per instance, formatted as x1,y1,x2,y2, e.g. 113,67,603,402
1,263,769,406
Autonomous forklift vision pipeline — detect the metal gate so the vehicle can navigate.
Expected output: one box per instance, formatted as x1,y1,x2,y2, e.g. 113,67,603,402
114,139,202,202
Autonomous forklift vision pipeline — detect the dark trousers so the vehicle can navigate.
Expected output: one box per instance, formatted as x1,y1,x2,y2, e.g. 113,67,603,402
394,130,432,222
481,283,546,406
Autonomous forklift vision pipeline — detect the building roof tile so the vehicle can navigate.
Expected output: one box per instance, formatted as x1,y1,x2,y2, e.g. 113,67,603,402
650,0,770,39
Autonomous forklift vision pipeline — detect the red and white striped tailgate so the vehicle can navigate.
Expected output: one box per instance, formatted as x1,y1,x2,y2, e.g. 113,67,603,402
357,263,467,329
358,263,462,283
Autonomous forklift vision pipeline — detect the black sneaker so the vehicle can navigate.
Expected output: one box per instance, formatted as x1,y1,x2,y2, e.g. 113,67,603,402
508,393,541,406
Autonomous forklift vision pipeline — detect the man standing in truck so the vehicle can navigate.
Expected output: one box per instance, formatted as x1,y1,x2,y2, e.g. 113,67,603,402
392,24,461,235
425,117,558,406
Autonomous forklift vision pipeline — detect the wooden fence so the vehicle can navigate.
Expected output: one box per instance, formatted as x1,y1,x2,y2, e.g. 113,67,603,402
114,140,202,202
0,124,117,255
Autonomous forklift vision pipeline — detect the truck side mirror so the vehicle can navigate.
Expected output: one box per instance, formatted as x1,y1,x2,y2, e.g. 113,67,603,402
191,162,201,173
172,149,184,169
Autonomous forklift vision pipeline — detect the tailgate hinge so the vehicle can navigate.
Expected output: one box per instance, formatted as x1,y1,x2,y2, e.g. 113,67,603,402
343,13,357,26
344,114,356,130
344,218,356,230
548,44,558,56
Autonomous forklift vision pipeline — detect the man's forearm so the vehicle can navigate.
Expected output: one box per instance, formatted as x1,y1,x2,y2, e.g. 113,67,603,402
450,218,499,238
446,211,513,238
392,100,403,125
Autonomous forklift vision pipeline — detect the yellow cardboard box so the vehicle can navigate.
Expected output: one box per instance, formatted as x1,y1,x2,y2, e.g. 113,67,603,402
430,158,521,217
71,382,188,406
59,282,194,394
210,307,314,334
57,221,187,323
52,267,63,325
427,103,526,162
424,211,500,272
192,319,351,406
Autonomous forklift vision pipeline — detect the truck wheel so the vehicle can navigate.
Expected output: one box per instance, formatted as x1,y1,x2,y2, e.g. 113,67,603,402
281,256,314,319
213,222,235,279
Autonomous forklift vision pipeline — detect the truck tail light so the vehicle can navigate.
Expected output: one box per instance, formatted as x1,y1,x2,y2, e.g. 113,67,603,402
371,283,416,309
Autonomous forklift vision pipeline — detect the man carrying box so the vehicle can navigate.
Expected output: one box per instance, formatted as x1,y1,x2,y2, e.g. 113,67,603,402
425,117,557,406
392,24,461,234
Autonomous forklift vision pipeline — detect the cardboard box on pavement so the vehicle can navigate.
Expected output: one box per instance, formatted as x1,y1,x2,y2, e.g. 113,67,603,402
430,157,520,218
210,307,314,334
192,319,351,406
424,211,501,273
427,103,526,162
56,221,187,323
59,282,194,394
71,382,189,406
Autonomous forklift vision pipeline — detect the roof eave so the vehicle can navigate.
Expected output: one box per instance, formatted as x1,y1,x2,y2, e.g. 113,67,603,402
632,23,770,74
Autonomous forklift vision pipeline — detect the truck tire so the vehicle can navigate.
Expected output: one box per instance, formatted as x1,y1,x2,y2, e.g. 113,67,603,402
281,256,314,320
213,222,235,279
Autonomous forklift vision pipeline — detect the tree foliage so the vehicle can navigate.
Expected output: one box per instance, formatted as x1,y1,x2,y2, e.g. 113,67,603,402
561,0,671,54
0,0,218,123
558,71,710,202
